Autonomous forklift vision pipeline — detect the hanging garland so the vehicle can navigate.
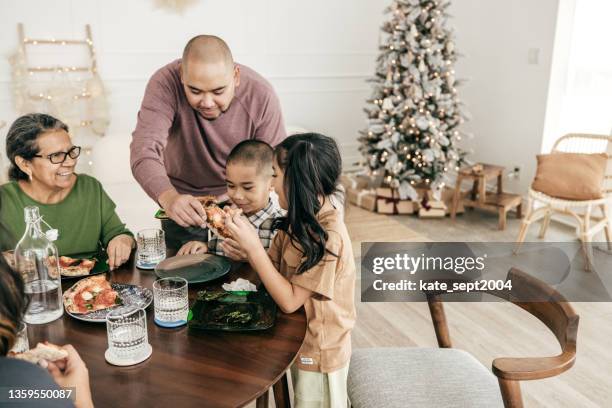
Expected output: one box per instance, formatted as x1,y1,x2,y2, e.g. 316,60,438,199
9,41,110,137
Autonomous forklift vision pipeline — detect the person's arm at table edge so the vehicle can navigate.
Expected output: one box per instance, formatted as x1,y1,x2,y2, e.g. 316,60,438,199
247,245,311,314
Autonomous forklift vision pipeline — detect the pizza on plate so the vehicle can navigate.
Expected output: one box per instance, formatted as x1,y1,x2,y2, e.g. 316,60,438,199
58,256,96,277
63,275,120,314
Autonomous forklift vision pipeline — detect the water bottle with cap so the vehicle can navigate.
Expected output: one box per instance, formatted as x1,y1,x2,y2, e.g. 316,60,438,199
15,206,63,324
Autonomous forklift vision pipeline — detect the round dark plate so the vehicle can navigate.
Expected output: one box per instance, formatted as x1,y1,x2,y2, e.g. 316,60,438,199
154,253,232,284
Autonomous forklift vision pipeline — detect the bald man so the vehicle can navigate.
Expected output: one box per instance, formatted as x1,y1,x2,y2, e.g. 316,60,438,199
131,35,286,249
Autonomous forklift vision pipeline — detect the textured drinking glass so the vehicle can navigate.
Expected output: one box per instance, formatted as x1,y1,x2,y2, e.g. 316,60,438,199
105,306,151,366
153,277,189,328
10,322,29,354
136,228,166,269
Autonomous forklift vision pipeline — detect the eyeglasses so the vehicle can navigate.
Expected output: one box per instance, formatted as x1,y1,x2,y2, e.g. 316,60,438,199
34,146,81,164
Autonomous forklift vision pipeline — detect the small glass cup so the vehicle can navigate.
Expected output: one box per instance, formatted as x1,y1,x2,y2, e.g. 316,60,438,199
10,322,29,354
104,306,152,366
153,277,189,328
136,228,166,269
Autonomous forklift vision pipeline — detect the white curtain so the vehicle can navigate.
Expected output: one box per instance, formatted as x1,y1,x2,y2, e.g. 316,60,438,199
558,0,612,136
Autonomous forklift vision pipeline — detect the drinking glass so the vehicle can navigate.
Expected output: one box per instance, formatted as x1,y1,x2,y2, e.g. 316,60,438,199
10,322,29,354
104,306,152,366
153,277,189,328
136,228,166,269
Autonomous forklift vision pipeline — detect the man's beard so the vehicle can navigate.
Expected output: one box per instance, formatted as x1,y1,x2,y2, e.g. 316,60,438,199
197,98,233,121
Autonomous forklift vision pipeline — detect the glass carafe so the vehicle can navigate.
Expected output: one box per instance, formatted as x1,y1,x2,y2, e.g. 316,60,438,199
14,206,63,324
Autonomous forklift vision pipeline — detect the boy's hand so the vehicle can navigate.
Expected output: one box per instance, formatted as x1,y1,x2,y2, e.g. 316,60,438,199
178,241,208,256
219,238,248,262
224,213,262,255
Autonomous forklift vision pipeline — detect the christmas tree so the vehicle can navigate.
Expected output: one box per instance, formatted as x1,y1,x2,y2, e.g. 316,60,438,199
359,0,469,200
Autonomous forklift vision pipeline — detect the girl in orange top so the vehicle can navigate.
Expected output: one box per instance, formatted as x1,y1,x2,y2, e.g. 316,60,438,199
226,133,356,407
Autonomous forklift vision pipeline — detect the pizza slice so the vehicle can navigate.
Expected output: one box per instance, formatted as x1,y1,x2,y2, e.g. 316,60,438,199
13,342,68,364
63,275,120,314
58,256,97,277
205,205,233,238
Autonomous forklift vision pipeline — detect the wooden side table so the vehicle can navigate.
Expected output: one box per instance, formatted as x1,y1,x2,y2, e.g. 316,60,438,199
450,163,523,230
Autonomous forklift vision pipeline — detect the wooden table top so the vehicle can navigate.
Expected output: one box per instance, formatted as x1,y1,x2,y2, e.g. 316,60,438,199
27,256,306,408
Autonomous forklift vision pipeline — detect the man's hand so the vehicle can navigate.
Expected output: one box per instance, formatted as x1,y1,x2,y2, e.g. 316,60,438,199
158,189,207,227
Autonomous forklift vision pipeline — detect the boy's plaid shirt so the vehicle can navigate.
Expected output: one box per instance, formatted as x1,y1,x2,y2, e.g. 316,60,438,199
208,198,285,256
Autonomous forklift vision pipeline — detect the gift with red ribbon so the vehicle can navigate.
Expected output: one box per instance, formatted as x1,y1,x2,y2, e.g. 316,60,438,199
375,187,415,215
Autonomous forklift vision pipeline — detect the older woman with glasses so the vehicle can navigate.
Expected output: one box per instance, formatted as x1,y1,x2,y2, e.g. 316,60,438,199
0,113,134,270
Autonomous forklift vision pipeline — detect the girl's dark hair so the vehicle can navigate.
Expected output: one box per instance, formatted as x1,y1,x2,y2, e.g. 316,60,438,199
5,113,69,181
0,255,28,356
273,133,342,274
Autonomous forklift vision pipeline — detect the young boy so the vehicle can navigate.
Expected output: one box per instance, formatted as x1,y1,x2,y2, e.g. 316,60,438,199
177,140,284,260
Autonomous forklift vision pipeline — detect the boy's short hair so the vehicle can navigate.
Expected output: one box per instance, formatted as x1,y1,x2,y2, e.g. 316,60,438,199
227,140,274,174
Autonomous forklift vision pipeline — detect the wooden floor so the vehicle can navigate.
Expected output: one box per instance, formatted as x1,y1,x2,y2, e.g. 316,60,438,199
345,205,612,408
187,202,611,407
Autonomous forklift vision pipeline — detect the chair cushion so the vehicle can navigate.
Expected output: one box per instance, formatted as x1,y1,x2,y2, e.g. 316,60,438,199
348,348,504,408
531,153,608,200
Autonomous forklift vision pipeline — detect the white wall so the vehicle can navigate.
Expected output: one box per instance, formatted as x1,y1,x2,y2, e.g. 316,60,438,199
0,0,384,161
0,0,564,229
0,0,383,230
450,0,560,193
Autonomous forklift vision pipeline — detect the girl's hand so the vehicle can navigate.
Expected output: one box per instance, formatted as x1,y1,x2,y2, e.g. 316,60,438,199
178,241,208,256
224,213,262,256
107,234,134,270
219,238,248,262
44,344,94,408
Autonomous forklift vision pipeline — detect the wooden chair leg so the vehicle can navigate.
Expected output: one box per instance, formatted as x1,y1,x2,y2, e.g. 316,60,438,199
601,204,612,250
538,210,551,239
427,295,452,348
581,206,593,272
272,373,291,408
516,202,522,219
478,176,487,205
498,207,507,230
451,179,462,220
256,388,269,408
515,198,534,253
498,378,523,408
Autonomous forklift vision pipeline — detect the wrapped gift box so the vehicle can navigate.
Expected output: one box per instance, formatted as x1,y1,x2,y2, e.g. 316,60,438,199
340,173,374,191
347,188,377,212
415,186,464,215
418,200,447,218
375,187,414,215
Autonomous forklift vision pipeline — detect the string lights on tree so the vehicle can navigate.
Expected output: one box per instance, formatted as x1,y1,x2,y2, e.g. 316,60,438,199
359,0,471,200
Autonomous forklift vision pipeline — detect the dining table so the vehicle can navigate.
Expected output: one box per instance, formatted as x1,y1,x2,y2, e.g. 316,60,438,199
27,254,307,408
